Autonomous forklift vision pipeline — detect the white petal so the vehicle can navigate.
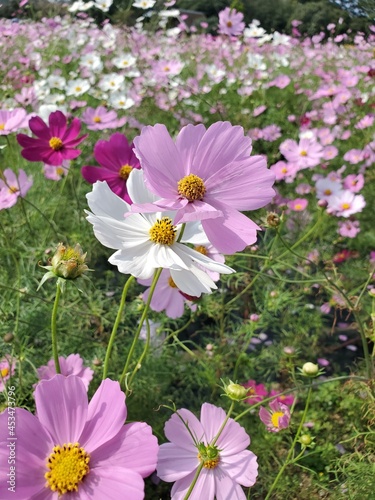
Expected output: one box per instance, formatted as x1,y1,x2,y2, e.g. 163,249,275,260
86,181,130,220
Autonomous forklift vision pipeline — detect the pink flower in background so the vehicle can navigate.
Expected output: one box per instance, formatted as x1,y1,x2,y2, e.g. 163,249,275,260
262,124,282,142
43,160,70,181
322,145,338,160
81,106,127,130
270,161,298,182
81,132,141,204
0,168,33,210
132,122,275,254
243,380,268,404
280,138,324,169
36,353,94,391
269,390,295,407
288,198,308,212
343,174,364,193
17,110,87,166
343,149,364,164
355,114,374,129
0,356,16,392
259,399,291,432
268,75,291,89
338,220,360,238
253,105,266,117
315,177,342,201
157,403,258,499
218,7,245,36
0,108,29,134
0,375,158,499
327,191,366,217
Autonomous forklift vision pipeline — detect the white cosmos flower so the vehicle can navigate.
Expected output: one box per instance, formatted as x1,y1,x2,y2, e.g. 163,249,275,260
133,0,156,8
85,171,235,296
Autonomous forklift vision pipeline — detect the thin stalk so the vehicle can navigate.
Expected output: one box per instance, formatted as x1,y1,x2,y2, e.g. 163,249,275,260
51,283,62,374
102,275,134,380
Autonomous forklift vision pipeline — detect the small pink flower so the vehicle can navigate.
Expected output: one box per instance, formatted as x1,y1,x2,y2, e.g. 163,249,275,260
81,106,127,131
0,108,29,134
343,174,364,193
338,220,360,238
36,354,94,391
243,380,268,403
218,7,245,36
269,389,295,406
327,191,366,217
0,168,33,210
259,399,291,432
43,161,70,181
0,356,16,392
17,110,87,166
288,198,308,211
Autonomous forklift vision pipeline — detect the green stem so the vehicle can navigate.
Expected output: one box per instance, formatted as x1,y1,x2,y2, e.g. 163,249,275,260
265,384,313,500
102,275,134,380
51,283,62,374
119,268,162,390
183,462,205,500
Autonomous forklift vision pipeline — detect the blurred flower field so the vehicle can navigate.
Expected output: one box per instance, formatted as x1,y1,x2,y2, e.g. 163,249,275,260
0,3,374,499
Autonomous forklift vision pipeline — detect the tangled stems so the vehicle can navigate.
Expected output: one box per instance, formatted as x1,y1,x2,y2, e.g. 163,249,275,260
102,275,134,380
184,402,235,500
119,268,162,391
264,383,313,500
51,283,62,374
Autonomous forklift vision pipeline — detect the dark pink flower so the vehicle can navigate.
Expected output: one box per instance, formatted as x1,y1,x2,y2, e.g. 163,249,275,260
269,389,295,407
81,133,141,204
17,110,87,166
243,380,268,404
259,399,291,432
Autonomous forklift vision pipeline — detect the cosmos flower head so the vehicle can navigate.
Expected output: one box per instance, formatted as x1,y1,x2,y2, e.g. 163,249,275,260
218,7,245,36
36,354,94,391
259,399,291,432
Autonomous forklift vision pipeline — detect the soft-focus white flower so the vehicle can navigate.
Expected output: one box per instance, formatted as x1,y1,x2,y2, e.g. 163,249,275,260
68,1,94,12
98,73,125,93
93,0,113,12
80,53,103,72
47,75,67,90
327,190,366,217
133,0,156,8
66,79,91,97
112,53,137,69
159,9,180,17
108,92,135,110
85,171,234,296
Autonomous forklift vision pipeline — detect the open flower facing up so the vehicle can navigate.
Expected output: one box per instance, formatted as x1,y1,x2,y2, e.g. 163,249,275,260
17,110,87,166
157,403,258,499
0,108,29,135
243,379,268,404
0,375,158,499
218,7,245,36
81,106,127,131
81,132,140,204
36,354,94,391
132,122,275,254
0,356,16,392
0,168,33,210
85,170,235,297
259,399,291,432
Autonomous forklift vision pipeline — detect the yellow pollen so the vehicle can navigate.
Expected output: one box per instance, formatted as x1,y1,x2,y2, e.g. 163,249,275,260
281,167,288,174
197,453,220,469
168,276,177,288
300,150,308,157
1,367,9,377
45,442,90,495
271,411,285,428
164,66,170,72
194,245,208,256
49,137,63,151
93,116,101,123
119,164,133,180
177,174,206,202
75,87,82,92
0,123,4,130
294,204,303,210
247,387,256,395
341,202,351,210
8,186,19,194
226,21,233,28
149,217,176,245
56,168,64,176
323,189,332,195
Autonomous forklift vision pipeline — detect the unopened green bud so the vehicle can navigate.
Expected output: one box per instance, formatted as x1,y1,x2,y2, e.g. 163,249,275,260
225,381,248,401
300,434,312,446
302,362,319,376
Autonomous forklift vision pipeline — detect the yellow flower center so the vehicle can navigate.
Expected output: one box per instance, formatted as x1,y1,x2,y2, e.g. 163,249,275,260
168,276,177,288
294,203,303,211
1,367,9,377
300,150,308,157
56,167,64,176
281,167,288,174
49,137,63,151
271,411,285,428
197,452,220,469
118,164,133,180
323,189,332,195
194,245,208,256
93,116,101,123
0,123,5,130
177,174,206,202
341,203,351,210
45,443,90,495
164,66,170,72
75,86,82,92
8,186,18,194
149,217,176,245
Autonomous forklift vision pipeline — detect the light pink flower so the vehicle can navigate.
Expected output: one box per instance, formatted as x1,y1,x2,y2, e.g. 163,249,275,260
157,403,258,499
288,198,308,211
0,375,158,499
36,354,94,391
0,108,29,135
0,168,33,210
327,191,366,217
270,161,298,183
338,220,360,238
132,122,275,254
81,106,127,130
0,356,16,392
218,7,245,36
43,161,70,181
315,177,342,201
280,138,324,169
343,149,364,165
343,174,364,193
259,399,291,432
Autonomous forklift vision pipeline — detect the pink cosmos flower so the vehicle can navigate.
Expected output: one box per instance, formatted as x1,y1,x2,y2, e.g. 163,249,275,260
315,177,342,201
0,108,29,134
269,389,295,407
17,110,87,166
270,161,298,183
0,375,158,499
288,198,308,212
43,160,71,181
327,191,366,217
338,220,360,238
0,168,33,210
132,122,275,254
343,174,364,193
157,403,258,499
138,269,197,319
81,106,127,130
0,356,16,392
81,132,140,204
218,7,245,36
259,399,291,432
343,149,364,164
243,380,268,404
36,353,94,391
280,138,324,169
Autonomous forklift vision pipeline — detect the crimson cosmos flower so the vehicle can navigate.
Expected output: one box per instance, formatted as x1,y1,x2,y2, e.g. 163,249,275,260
17,110,87,166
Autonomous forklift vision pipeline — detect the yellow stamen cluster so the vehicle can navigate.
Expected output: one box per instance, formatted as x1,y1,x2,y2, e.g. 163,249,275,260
118,164,133,181
1,367,9,377
49,137,63,151
149,217,176,245
341,203,351,210
271,411,285,428
93,116,102,123
0,124,5,130
45,442,90,495
226,21,233,28
194,245,208,256
197,452,220,469
177,174,206,202
299,150,308,157
8,186,19,194
168,276,177,288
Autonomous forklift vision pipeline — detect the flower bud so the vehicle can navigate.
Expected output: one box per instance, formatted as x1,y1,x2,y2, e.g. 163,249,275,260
299,434,312,446
3,332,14,343
266,212,281,228
302,362,319,376
51,243,89,280
225,381,249,401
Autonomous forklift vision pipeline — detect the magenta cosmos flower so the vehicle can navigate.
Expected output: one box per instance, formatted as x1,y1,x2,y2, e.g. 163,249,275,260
81,132,140,204
36,353,94,391
132,122,275,254
259,399,291,432
157,403,258,499
243,380,268,404
218,7,245,36
0,375,158,499
17,110,87,166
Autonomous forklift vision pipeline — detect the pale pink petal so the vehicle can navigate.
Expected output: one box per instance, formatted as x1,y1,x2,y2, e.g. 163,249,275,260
171,468,216,500
164,408,204,452
35,374,87,444
219,450,258,486
157,443,199,482
175,123,207,173
199,403,226,443
215,420,250,456
214,470,247,499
